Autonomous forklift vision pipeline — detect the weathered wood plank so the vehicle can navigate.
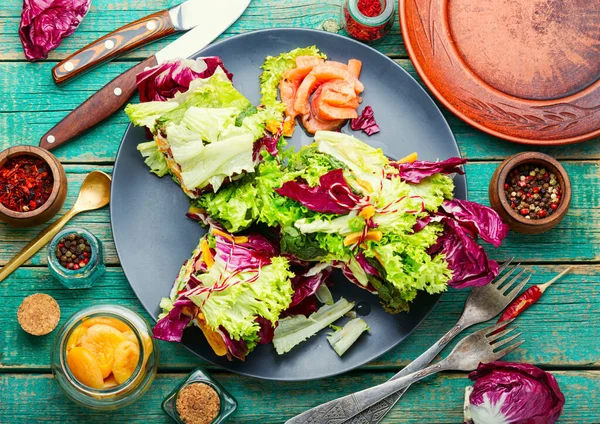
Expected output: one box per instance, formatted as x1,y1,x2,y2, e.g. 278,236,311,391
0,265,597,370
0,371,597,422
0,0,406,61
1,161,598,266
2,60,600,163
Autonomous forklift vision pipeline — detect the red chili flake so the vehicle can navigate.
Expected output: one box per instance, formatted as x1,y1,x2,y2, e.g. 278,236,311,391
343,0,394,42
357,0,382,16
0,156,53,212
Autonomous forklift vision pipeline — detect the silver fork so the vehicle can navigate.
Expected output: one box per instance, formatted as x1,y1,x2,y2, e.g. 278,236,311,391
285,320,524,424
343,259,530,424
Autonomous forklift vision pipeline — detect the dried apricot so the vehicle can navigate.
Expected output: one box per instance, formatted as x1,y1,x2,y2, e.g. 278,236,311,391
80,317,132,333
66,347,104,389
112,341,140,384
122,330,153,363
66,325,88,351
103,374,119,389
79,324,126,379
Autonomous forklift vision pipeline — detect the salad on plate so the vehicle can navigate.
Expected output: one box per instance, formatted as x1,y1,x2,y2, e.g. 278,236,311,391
124,47,509,361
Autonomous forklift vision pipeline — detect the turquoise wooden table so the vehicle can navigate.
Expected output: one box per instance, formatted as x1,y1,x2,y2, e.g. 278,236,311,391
1,1,599,422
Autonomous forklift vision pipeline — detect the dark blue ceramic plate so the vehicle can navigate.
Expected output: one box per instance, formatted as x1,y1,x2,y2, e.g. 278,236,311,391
111,29,466,381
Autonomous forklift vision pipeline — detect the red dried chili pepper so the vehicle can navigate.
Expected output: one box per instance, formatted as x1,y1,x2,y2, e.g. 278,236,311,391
0,156,53,212
497,267,572,324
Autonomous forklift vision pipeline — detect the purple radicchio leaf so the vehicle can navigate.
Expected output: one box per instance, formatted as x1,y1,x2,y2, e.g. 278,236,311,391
255,316,276,345
389,157,467,184
468,361,565,424
275,169,361,214
213,232,278,271
350,106,380,136
253,131,280,162
440,199,509,248
19,0,92,61
152,298,197,342
136,57,233,102
280,295,318,318
429,217,500,289
219,327,249,361
336,256,378,294
289,263,333,307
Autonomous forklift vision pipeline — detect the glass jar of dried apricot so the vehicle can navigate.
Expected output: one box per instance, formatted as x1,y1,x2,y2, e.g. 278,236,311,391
51,305,158,410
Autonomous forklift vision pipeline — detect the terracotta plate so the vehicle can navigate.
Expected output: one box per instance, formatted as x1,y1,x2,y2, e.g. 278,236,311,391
400,0,600,145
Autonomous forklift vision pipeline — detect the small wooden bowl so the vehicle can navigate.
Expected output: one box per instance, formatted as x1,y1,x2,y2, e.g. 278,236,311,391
0,146,68,227
489,152,571,234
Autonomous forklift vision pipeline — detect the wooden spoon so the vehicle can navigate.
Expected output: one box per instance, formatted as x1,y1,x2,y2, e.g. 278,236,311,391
0,171,111,283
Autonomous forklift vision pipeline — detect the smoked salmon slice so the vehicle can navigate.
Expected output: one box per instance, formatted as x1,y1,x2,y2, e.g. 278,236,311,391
347,59,362,79
296,56,324,68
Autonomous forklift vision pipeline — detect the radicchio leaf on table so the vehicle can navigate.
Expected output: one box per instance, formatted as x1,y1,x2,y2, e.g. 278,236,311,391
275,169,360,214
390,157,467,184
19,0,92,61
136,57,233,102
468,361,565,424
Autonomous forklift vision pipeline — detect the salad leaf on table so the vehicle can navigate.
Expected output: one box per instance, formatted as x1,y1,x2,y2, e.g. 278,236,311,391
465,361,565,424
19,0,91,61
327,317,369,356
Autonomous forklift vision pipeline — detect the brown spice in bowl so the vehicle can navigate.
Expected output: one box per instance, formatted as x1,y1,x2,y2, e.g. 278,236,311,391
17,293,61,336
176,382,221,424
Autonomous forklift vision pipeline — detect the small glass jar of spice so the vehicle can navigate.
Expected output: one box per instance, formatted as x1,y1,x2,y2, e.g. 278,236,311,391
341,0,395,43
47,228,106,289
162,367,237,424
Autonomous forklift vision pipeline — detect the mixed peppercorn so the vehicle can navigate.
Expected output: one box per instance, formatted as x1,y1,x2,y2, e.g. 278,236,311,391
55,234,91,270
0,156,53,212
504,164,562,220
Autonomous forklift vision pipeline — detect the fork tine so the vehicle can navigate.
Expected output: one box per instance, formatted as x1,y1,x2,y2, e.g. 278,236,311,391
499,268,527,293
496,258,514,274
481,318,515,335
493,339,525,360
492,332,522,350
487,325,518,342
491,264,520,286
504,275,531,298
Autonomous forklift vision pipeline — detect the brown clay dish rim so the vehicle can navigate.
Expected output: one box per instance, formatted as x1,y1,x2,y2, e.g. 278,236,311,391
0,146,64,219
494,153,571,226
399,0,600,145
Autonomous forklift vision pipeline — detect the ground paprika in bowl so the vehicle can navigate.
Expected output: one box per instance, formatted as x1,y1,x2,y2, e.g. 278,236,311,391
0,145,67,227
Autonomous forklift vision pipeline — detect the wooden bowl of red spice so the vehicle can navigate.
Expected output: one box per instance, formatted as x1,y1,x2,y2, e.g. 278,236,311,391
0,145,67,227
489,152,571,234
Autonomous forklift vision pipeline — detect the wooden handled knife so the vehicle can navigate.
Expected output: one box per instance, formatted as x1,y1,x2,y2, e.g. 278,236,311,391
40,0,251,151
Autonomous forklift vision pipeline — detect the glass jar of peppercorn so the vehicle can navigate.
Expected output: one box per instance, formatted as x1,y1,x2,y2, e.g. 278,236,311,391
47,228,105,289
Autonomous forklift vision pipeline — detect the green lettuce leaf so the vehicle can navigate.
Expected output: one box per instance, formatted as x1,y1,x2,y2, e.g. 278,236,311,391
190,256,295,344
181,107,239,143
407,173,455,211
125,101,179,129
327,317,369,356
136,141,169,177
273,298,354,355
314,131,388,190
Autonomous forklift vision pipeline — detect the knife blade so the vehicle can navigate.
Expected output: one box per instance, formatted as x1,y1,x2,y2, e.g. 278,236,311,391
52,0,224,85
40,0,251,151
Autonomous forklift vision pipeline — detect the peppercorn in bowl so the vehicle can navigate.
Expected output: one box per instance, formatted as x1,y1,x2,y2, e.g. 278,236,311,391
489,152,571,234
0,145,67,227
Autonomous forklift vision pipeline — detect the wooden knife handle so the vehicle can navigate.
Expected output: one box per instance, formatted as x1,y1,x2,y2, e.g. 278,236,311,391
40,56,157,151
52,10,174,85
